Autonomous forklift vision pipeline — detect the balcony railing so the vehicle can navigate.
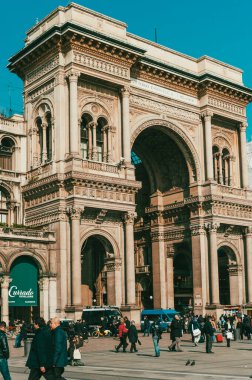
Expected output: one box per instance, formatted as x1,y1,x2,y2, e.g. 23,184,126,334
136,265,150,274
0,169,21,179
0,227,55,242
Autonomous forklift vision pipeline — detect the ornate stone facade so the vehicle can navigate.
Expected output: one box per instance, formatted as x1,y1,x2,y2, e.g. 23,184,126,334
1,3,252,321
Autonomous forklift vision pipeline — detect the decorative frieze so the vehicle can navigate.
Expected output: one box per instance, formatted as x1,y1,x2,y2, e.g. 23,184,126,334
208,96,245,116
26,56,59,84
27,80,55,102
130,94,199,122
73,52,129,79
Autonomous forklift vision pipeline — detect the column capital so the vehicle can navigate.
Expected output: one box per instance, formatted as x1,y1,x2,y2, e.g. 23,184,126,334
238,122,248,132
0,276,12,288
166,243,175,258
121,86,130,97
41,122,48,130
124,211,136,225
190,224,206,236
245,226,252,237
67,207,83,220
66,70,80,82
201,110,214,120
205,222,220,233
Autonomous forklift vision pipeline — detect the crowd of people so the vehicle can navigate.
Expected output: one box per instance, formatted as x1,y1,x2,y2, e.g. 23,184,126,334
1,312,252,379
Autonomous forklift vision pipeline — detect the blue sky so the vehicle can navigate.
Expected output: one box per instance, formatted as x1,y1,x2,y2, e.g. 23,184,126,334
1,0,252,140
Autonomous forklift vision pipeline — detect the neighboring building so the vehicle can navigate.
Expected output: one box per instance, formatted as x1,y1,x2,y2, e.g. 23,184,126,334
248,141,252,188
1,2,252,322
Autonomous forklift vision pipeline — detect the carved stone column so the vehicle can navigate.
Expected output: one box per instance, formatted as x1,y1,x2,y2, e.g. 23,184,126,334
106,258,122,307
59,208,68,313
218,153,223,184
121,87,131,164
39,277,49,321
92,122,98,160
207,222,220,305
68,207,82,307
228,265,243,305
68,71,80,156
239,122,249,188
49,276,57,318
87,122,93,159
0,276,12,323
107,126,112,162
166,244,174,309
191,224,208,313
42,123,47,163
245,226,252,304
102,126,107,162
151,226,167,309
124,212,136,305
202,111,214,181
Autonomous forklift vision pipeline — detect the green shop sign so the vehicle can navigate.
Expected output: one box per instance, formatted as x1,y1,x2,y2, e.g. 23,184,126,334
8,257,38,307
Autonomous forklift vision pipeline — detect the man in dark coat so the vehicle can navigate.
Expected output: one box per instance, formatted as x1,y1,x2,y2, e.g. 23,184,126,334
128,321,138,353
51,317,68,379
0,321,12,380
168,315,183,352
203,316,214,353
26,317,54,380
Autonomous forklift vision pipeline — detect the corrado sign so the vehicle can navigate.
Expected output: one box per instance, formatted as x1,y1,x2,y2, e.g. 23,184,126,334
8,257,38,307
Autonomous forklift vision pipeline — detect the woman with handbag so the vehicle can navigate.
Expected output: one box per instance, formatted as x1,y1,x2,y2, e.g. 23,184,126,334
224,318,233,348
191,317,201,347
115,318,128,352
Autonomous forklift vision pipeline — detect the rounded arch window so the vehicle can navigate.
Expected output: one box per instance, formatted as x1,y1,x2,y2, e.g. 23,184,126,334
0,187,10,224
34,105,53,165
96,117,107,162
0,137,15,170
80,113,93,159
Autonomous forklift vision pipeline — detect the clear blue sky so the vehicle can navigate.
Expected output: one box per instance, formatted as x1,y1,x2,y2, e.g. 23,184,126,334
1,0,252,140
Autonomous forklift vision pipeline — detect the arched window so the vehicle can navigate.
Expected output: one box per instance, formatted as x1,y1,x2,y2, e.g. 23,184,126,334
212,145,220,183
36,117,43,163
0,188,9,224
46,113,52,162
97,117,107,162
222,148,230,186
0,137,15,170
81,113,92,159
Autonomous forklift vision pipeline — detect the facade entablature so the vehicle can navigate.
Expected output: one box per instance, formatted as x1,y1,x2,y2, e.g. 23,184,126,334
0,227,55,243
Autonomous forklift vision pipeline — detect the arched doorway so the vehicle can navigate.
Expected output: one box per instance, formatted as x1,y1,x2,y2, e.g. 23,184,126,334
174,248,193,312
218,246,240,306
132,125,192,309
8,256,40,322
81,235,115,307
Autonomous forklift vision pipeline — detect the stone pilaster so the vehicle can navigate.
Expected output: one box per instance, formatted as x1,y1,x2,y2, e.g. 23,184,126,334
166,243,174,309
124,212,136,306
121,87,131,164
206,222,220,305
245,226,252,304
67,71,80,156
68,207,83,307
239,122,249,188
0,276,12,324
202,111,214,181
151,227,167,309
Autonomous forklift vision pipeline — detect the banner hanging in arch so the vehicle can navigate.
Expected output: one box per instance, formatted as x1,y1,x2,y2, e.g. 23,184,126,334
8,256,38,307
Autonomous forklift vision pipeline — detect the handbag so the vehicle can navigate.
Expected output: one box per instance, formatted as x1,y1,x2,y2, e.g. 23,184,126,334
193,328,201,337
226,331,233,340
73,348,82,360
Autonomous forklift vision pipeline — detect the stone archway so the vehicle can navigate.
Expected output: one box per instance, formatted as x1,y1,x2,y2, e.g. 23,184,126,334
218,245,242,306
81,235,122,307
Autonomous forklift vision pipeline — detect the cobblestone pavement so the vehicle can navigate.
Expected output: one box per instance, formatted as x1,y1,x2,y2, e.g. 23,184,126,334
7,334,252,379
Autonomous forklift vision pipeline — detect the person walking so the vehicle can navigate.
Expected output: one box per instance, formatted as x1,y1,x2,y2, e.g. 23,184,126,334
50,317,68,379
203,316,214,354
128,321,138,353
168,315,183,352
115,318,128,352
26,317,54,380
0,321,12,380
191,317,201,347
143,316,150,337
224,318,233,348
151,323,161,357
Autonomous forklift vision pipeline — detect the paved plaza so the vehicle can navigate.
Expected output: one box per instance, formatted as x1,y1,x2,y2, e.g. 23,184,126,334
7,334,252,379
